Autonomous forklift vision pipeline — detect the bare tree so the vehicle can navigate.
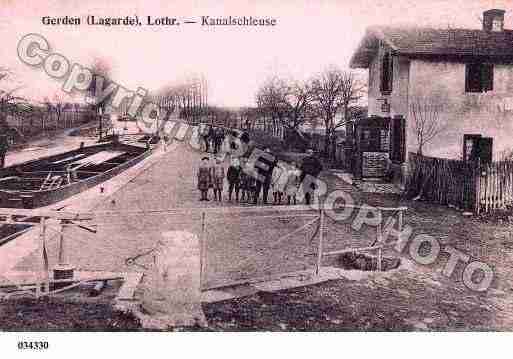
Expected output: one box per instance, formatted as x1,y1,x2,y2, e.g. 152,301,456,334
256,76,288,131
282,80,314,130
409,95,447,155
158,75,210,124
311,66,365,155
43,93,76,132
255,76,314,139
0,67,36,137
156,85,179,118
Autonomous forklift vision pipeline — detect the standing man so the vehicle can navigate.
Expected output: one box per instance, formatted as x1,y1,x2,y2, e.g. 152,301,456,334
254,148,275,205
213,127,224,154
300,149,323,205
0,134,9,169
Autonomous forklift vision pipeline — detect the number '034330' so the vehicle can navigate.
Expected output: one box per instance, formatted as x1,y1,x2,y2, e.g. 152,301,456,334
17,341,49,350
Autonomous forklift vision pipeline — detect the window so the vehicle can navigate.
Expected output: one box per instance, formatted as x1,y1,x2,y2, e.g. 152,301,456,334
380,52,393,94
465,63,493,92
492,18,504,32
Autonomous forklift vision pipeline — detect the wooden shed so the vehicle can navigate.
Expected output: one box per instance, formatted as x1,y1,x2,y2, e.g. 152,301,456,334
353,116,391,179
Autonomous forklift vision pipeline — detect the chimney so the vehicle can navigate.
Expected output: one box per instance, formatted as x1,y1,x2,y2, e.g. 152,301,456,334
483,9,505,31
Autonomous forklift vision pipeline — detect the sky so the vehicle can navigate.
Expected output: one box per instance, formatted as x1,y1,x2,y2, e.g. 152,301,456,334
1,0,512,107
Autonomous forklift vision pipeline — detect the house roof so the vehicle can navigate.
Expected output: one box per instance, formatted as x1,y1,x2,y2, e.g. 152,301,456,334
349,26,513,68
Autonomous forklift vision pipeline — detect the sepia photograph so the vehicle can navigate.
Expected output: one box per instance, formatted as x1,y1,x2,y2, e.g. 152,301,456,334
1,0,513,356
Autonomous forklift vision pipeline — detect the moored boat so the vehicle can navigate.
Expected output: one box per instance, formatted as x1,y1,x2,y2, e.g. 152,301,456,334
0,141,152,209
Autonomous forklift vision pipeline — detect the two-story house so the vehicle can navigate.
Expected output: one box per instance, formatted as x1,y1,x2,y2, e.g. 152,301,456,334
350,9,513,184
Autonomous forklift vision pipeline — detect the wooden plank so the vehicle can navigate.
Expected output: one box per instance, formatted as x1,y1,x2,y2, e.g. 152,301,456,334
73,151,125,166
52,153,86,164
315,210,325,276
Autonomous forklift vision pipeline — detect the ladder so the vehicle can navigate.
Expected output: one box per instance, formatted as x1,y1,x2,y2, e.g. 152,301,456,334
40,173,63,190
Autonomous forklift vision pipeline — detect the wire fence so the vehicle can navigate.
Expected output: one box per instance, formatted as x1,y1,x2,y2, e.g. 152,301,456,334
1,205,407,296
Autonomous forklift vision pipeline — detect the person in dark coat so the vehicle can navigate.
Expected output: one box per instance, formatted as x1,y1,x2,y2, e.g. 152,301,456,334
226,158,242,202
207,126,215,153
0,134,9,169
254,148,275,205
230,131,239,151
299,149,323,205
240,131,250,145
239,158,253,203
213,127,225,154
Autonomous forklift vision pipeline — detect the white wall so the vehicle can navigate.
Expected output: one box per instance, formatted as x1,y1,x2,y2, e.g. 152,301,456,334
367,43,410,118
408,59,513,159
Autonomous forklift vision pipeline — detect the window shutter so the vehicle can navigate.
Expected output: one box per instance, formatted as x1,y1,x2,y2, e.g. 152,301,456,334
380,54,388,93
380,53,393,94
388,55,394,92
465,64,470,92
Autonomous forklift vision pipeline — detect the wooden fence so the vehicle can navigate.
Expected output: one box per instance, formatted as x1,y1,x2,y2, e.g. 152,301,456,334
408,153,513,214
408,153,479,212
478,161,513,213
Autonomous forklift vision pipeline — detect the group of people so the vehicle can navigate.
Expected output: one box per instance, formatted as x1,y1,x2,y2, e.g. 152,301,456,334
198,124,227,154
196,148,323,206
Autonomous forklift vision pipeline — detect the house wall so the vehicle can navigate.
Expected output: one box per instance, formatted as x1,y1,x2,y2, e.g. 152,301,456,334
407,60,513,160
367,44,410,118
367,50,513,161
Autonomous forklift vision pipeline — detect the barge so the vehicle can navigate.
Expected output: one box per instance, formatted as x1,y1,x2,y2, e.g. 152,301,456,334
0,141,152,209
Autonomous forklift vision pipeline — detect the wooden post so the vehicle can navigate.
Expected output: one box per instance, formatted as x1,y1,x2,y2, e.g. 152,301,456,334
37,217,49,297
315,209,325,276
53,219,75,290
474,160,481,215
398,209,404,233
200,211,206,290
58,220,65,265
377,220,382,272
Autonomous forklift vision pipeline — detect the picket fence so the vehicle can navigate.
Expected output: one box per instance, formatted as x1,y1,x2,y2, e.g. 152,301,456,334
478,161,513,213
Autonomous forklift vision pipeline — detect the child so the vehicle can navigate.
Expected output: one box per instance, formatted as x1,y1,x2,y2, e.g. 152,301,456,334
227,158,242,202
211,157,225,202
239,158,255,203
271,160,287,205
197,157,211,201
283,161,301,205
